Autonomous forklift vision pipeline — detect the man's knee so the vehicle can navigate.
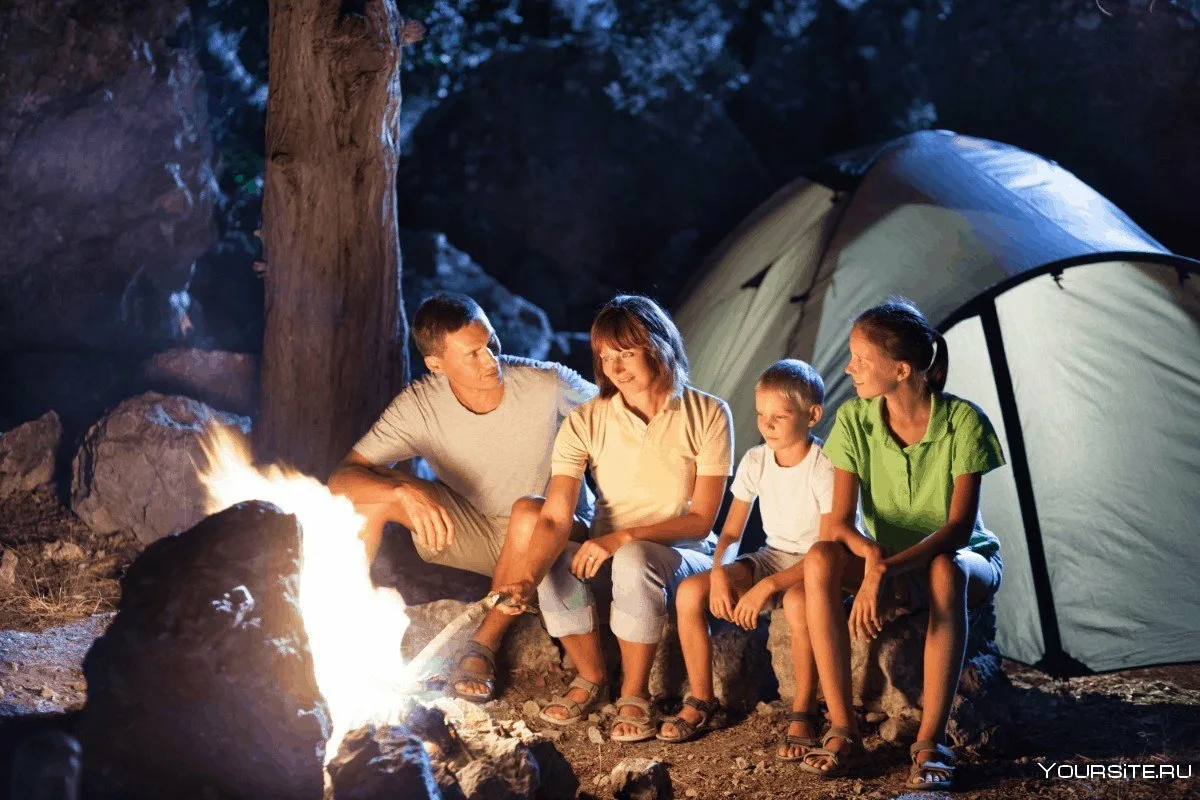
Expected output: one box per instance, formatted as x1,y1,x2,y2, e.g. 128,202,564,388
803,541,846,584
927,553,967,607
509,495,545,523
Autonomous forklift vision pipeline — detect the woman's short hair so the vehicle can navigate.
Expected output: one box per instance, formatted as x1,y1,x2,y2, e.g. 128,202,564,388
411,293,485,357
756,359,825,411
590,295,689,398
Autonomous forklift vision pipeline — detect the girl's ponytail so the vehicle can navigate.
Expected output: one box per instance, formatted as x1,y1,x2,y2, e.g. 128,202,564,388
926,331,949,393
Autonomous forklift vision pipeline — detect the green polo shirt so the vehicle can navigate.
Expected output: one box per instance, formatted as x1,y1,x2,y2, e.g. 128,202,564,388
823,392,1004,558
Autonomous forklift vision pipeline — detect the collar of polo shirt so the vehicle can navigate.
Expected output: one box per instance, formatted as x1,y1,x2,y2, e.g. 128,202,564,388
865,390,951,450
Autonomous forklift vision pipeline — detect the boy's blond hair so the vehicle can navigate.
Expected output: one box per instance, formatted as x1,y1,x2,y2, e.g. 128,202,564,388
756,359,825,413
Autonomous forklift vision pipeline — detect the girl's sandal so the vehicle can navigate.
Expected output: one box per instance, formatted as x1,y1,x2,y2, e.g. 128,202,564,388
906,740,956,791
449,640,498,702
775,710,822,762
798,726,866,779
611,695,658,743
538,675,608,726
655,696,721,743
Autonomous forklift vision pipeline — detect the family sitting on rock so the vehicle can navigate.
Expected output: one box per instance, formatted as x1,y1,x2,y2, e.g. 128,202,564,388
328,290,1006,792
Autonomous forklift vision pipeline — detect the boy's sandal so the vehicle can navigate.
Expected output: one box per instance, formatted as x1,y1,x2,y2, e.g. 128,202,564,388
906,740,956,791
655,695,721,743
537,675,608,727
798,726,866,779
776,710,822,762
611,695,658,743
449,640,497,703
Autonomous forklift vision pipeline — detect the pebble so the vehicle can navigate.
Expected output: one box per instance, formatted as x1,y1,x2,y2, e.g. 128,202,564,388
587,712,603,723
754,760,766,773
540,729,563,741
864,711,887,723
587,726,605,745
755,701,779,717
601,703,618,716
522,700,541,717
592,774,607,786
734,756,750,770
686,790,698,798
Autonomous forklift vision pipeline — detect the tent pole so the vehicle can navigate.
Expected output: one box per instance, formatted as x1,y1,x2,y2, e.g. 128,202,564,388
975,302,1088,677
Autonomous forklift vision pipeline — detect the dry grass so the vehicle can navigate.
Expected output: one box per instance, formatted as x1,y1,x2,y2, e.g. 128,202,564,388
0,542,121,629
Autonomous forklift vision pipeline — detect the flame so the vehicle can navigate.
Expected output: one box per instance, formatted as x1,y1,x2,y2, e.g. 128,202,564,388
196,425,414,762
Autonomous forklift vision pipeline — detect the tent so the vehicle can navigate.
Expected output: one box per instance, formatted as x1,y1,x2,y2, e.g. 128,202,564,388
675,130,1200,675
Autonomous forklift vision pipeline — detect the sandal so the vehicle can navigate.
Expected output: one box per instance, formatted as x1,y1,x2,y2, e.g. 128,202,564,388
611,695,658,743
799,726,866,779
656,695,720,743
449,640,497,703
538,675,608,726
775,710,822,762
906,739,956,791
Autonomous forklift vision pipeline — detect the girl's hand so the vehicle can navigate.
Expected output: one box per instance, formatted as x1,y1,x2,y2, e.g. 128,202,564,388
570,531,629,579
732,580,775,630
709,566,735,621
849,565,888,640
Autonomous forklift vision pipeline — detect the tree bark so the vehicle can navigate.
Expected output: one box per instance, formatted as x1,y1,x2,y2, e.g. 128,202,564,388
257,0,411,478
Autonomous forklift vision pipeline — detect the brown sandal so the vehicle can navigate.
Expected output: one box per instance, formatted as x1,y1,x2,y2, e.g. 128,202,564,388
775,710,821,761
449,640,497,702
656,696,721,743
537,675,608,726
799,726,866,779
906,739,956,790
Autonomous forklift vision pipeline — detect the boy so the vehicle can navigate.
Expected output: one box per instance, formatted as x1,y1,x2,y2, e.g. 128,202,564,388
657,359,833,757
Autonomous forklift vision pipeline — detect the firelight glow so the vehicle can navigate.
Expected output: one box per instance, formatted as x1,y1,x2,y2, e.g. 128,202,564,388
196,425,413,763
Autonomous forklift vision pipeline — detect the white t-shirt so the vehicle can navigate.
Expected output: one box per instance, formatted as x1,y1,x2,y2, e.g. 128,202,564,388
731,441,834,555
551,385,733,552
353,355,596,519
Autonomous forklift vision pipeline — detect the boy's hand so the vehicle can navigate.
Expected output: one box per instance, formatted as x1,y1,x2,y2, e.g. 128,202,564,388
732,579,775,630
709,566,735,621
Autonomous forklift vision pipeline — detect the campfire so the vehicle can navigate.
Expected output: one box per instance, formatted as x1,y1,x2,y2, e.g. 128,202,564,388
196,425,413,762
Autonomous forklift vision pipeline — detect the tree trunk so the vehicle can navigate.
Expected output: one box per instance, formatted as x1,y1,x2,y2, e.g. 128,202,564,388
257,0,412,478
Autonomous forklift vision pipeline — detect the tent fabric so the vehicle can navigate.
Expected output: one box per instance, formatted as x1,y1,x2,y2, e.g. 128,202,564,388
675,130,1200,673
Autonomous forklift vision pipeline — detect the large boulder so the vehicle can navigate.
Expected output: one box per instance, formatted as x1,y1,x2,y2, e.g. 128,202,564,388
0,0,218,351
71,392,251,544
0,411,62,499
76,501,327,800
768,598,1010,744
142,348,259,417
648,617,770,715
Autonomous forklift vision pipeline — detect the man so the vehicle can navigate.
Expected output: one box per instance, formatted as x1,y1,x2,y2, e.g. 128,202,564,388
328,292,595,701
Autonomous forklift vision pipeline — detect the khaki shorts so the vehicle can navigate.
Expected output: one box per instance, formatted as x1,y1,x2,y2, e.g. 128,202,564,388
412,482,588,578
736,545,805,585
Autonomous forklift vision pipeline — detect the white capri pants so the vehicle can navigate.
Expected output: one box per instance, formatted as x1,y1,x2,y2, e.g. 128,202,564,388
537,539,719,644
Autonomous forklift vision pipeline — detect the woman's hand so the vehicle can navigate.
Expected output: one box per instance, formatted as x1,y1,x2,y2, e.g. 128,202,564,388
732,579,776,630
570,531,631,579
849,561,889,640
709,565,736,621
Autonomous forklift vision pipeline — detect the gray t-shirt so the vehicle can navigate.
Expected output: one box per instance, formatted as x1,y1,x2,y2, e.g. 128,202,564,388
353,355,597,519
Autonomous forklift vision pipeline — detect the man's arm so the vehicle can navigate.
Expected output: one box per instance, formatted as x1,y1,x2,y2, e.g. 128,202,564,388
328,450,421,503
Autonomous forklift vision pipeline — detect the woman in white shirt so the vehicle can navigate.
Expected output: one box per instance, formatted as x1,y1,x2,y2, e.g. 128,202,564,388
497,294,733,742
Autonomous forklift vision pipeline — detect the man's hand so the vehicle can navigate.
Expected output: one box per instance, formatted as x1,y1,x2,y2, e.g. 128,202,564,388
732,579,776,630
492,581,535,615
709,565,736,621
395,482,455,554
570,531,630,579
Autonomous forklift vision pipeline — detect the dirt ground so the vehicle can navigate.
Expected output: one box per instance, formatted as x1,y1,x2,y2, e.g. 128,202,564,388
1,488,1197,799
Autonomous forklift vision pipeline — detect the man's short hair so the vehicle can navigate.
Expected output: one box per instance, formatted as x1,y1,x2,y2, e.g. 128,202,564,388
756,359,825,411
411,293,485,357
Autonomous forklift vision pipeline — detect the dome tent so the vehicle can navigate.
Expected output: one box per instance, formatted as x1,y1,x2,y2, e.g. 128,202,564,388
675,130,1200,675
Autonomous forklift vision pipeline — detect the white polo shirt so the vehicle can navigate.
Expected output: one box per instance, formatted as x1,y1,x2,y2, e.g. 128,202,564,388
551,385,733,552
731,441,834,555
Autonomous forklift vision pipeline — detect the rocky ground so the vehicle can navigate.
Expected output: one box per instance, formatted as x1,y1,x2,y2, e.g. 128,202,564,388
1,489,1197,799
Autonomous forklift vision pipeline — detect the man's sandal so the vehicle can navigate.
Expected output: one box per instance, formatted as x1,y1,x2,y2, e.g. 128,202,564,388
449,640,497,703
799,726,866,779
776,710,822,762
538,675,608,726
656,695,721,743
611,695,658,743
906,740,956,791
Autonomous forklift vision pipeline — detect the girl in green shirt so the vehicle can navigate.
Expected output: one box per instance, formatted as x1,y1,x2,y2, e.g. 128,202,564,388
799,298,1005,791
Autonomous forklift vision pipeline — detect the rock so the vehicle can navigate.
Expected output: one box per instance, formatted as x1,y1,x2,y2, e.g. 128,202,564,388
0,550,17,598
0,411,62,499
733,756,749,771
70,392,252,544
586,726,605,745
76,501,327,800
402,599,561,678
649,616,768,713
41,541,86,564
0,0,218,351
327,725,439,800
400,230,555,372
607,758,671,800
522,700,541,718
768,598,1010,745
142,349,259,417
8,729,82,800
